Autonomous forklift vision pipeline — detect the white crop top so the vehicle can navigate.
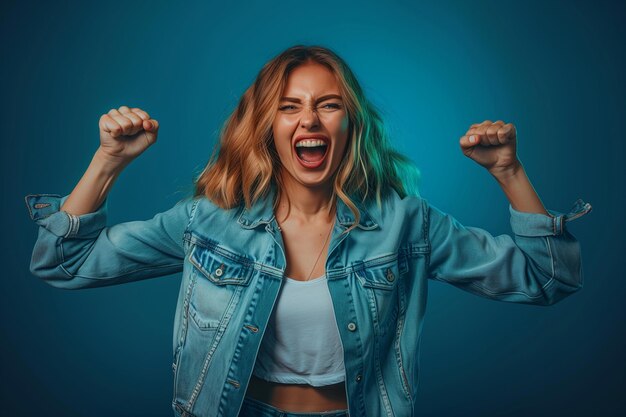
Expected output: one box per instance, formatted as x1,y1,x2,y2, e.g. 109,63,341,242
252,274,346,387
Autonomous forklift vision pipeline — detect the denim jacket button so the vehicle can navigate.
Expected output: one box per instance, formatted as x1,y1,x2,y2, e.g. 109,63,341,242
355,373,362,382
347,322,357,331
215,267,224,277
386,268,395,282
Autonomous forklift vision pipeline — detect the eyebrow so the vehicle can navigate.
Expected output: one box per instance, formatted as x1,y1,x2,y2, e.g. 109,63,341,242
279,94,343,103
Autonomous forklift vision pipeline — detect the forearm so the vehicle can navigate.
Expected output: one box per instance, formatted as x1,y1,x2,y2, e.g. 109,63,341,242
60,148,128,216
491,161,549,215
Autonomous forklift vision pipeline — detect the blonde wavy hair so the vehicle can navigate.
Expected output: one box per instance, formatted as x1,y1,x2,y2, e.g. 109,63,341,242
193,44,421,233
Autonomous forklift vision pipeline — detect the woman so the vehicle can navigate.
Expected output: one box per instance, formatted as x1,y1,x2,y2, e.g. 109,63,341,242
25,45,592,417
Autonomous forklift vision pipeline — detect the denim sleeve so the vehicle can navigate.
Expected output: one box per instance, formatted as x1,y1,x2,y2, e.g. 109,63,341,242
425,198,593,305
24,193,198,290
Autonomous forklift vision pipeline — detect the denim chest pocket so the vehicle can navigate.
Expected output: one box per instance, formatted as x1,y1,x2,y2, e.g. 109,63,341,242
187,244,253,331
357,253,408,289
355,254,408,337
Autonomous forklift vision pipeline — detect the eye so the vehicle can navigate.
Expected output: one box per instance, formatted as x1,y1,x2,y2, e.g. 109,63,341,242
278,103,342,112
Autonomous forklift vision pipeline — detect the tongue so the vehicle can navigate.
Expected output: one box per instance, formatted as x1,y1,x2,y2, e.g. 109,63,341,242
297,146,327,163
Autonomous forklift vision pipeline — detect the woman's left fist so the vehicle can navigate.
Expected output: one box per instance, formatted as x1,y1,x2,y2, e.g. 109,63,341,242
460,120,521,177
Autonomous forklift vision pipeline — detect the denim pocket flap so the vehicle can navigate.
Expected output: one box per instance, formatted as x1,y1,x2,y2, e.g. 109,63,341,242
189,245,253,286
357,254,407,291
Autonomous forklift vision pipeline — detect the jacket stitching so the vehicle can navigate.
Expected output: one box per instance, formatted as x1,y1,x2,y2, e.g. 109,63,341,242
544,236,556,279
173,269,197,400
394,268,413,403
24,194,61,220
184,235,255,266
185,198,201,233
187,284,244,409
467,279,550,300
59,262,184,280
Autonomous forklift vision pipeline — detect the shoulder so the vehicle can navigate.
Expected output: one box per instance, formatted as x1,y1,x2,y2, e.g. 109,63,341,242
362,188,429,235
375,188,428,217
185,194,244,231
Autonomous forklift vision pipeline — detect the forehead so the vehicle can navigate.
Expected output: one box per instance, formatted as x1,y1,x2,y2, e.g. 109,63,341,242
283,62,340,96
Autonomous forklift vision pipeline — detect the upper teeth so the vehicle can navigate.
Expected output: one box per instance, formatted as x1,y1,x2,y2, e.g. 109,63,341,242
296,139,327,147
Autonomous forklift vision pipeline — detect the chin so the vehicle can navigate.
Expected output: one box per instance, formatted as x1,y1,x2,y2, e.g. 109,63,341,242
295,173,333,189
280,165,333,190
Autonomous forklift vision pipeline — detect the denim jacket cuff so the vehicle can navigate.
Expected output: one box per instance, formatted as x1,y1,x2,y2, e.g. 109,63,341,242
509,198,592,237
24,193,108,238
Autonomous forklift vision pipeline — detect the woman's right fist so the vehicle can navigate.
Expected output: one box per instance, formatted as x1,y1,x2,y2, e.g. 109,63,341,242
98,106,159,164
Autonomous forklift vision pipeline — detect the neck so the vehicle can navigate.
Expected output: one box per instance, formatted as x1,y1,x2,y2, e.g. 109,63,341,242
276,171,336,224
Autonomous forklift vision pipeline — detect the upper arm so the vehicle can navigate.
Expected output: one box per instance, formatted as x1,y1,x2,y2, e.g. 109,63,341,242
25,193,199,289
424,197,592,305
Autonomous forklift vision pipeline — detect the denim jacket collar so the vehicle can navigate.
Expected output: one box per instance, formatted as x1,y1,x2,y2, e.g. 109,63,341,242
236,183,379,231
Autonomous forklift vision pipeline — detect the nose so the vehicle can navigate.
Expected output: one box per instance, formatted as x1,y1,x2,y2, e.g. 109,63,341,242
299,106,319,130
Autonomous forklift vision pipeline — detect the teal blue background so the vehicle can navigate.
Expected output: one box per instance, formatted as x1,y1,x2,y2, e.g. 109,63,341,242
3,0,622,415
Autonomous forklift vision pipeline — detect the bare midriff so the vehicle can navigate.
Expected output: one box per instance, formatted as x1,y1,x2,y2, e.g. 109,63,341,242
245,374,348,412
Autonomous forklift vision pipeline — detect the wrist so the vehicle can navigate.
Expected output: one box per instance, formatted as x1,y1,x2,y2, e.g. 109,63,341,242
490,160,524,184
93,148,131,176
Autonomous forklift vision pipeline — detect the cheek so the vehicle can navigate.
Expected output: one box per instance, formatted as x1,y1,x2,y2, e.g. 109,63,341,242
329,112,349,138
333,116,350,154
272,120,292,156
340,116,349,136
273,138,290,160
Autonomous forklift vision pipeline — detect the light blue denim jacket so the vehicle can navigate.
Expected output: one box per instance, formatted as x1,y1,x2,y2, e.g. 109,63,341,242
24,187,592,417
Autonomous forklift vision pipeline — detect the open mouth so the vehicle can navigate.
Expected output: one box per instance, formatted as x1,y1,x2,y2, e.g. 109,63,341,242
294,139,329,168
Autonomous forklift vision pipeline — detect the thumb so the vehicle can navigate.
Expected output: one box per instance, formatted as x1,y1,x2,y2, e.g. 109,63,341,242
144,119,159,131
460,134,480,150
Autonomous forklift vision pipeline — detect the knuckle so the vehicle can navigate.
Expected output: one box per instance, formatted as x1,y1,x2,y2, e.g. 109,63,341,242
133,111,147,120
134,108,149,119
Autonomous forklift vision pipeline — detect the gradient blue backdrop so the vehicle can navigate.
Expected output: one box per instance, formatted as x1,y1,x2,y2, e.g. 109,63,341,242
3,0,623,416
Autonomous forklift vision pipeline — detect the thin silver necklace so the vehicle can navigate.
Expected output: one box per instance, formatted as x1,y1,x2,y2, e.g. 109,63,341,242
304,220,334,281
278,213,335,282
